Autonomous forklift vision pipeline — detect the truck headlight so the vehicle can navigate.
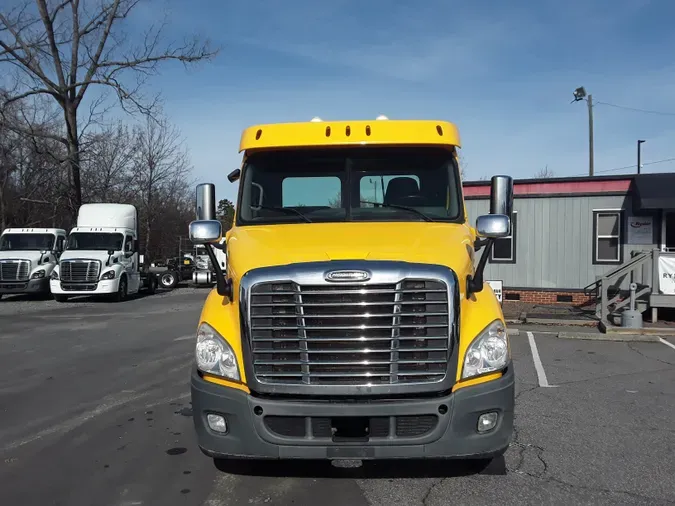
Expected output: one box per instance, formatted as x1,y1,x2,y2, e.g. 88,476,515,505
195,322,240,381
461,320,509,379
51,270,59,280
101,270,116,280
31,270,46,279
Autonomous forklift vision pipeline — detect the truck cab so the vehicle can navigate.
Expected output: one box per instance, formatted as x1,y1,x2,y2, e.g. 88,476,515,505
0,228,67,300
188,117,515,468
50,203,148,302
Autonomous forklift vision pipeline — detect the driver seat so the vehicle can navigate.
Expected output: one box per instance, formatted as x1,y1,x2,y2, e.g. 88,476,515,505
384,177,420,206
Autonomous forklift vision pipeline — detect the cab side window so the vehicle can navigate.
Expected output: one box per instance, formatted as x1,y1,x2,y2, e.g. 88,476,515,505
125,235,134,253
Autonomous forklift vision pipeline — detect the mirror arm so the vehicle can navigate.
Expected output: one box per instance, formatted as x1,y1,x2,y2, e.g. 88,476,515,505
473,237,490,251
467,238,494,297
203,243,232,299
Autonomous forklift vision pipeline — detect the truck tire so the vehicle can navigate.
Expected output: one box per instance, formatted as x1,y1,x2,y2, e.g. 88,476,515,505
54,295,68,303
112,275,128,302
159,271,178,290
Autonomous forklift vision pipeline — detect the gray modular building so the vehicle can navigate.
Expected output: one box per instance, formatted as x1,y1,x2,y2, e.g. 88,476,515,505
462,173,675,309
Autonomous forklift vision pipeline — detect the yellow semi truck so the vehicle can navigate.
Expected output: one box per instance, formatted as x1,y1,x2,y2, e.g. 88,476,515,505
188,116,515,469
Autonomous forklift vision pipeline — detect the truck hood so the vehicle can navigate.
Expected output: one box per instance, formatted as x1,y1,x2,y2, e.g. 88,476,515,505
58,250,121,266
227,222,476,288
0,250,46,264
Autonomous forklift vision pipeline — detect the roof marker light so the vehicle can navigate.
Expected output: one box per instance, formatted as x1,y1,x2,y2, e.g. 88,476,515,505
376,115,389,120
310,117,323,122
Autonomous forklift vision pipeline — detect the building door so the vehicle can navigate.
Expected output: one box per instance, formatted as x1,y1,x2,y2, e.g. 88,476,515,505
664,212,675,252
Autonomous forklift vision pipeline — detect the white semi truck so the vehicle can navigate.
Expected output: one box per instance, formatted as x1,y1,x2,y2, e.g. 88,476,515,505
191,240,227,287
50,203,157,302
0,227,67,300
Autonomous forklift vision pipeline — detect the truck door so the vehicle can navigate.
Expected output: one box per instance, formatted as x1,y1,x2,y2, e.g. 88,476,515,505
123,234,141,292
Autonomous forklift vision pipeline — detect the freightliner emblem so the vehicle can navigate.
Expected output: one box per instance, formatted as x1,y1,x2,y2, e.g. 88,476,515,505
324,269,371,282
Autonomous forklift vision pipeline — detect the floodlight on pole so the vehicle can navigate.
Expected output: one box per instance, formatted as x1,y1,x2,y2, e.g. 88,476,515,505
572,86,594,176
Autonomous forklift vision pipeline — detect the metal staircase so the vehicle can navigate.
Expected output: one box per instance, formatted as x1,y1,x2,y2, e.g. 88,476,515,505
582,249,671,328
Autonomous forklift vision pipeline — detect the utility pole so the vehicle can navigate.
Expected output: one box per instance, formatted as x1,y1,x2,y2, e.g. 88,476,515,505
587,94,594,176
637,140,646,174
572,87,594,177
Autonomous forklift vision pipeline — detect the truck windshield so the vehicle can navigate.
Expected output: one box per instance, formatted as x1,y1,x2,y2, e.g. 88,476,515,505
67,232,124,251
237,146,463,225
0,233,55,251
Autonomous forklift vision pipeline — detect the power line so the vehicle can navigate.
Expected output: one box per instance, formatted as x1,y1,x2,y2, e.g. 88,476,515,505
571,156,675,177
593,100,675,117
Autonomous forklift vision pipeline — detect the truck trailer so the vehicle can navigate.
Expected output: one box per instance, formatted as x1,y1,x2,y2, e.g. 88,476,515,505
50,203,157,302
0,228,67,300
186,117,515,470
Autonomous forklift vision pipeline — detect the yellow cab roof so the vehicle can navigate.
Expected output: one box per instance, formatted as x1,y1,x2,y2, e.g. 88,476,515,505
238,117,461,152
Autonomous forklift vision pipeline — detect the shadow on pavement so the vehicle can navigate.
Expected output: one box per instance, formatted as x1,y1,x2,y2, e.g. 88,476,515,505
213,454,507,479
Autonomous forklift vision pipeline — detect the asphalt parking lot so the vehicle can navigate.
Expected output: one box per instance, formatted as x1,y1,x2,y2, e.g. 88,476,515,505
0,291,674,506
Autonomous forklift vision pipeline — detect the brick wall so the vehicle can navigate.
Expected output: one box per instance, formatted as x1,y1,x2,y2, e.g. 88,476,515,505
504,289,591,306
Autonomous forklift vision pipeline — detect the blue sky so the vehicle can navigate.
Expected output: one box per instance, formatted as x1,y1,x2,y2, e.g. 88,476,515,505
123,0,675,202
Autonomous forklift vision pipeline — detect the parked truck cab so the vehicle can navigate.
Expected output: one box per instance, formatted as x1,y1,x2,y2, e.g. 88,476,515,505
50,203,152,302
0,228,67,300
188,117,515,468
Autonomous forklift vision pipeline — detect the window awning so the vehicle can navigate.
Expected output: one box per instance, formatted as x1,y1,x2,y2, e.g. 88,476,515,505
633,173,675,210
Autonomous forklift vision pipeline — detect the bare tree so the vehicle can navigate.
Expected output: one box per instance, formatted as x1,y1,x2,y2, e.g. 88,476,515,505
132,114,191,259
0,0,218,220
534,165,555,178
457,151,467,179
81,121,135,202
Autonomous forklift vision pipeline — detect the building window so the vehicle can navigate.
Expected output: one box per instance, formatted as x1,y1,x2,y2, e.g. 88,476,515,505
490,212,517,264
593,210,623,264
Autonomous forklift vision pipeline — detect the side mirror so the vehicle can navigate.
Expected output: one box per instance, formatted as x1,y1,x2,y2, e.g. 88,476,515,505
476,214,510,238
489,175,514,217
196,183,217,221
107,249,115,255
189,220,223,244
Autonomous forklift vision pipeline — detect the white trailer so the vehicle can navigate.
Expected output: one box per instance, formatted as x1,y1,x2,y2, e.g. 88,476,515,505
0,228,67,300
50,203,157,302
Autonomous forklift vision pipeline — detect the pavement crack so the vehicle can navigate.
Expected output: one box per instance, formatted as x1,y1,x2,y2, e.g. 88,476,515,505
515,384,539,401
421,478,446,505
627,342,675,366
544,474,666,503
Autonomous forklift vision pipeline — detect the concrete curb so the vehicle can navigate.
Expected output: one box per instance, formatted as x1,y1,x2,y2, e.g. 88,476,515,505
506,328,519,336
599,321,675,336
558,332,661,342
525,317,597,327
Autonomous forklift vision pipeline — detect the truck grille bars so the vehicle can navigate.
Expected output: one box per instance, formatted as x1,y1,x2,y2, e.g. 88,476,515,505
242,262,458,395
60,260,101,283
0,260,30,281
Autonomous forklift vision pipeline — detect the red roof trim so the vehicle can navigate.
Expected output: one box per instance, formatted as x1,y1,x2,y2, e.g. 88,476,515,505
462,179,632,197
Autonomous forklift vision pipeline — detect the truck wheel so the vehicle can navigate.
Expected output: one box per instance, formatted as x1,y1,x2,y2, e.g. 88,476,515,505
159,271,178,290
112,276,128,302
54,295,68,303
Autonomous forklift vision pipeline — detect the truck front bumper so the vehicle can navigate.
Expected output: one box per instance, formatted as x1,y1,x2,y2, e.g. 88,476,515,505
49,278,119,296
0,278,50,295
191,364,515,461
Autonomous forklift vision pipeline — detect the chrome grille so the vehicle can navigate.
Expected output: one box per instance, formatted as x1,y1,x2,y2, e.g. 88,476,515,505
60,260,101,282
249,279,450,386
0,260,30,281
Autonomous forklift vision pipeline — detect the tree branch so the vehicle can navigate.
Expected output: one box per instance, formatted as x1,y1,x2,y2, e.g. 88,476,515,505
32,0,67,91
76,0,122,102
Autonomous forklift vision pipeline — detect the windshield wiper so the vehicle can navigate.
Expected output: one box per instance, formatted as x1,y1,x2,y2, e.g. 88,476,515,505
255,206,313,223
359,201,435,222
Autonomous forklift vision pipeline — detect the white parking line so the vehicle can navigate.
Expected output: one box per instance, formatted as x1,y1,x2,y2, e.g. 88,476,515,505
173,335,194,341
659,337,675,351
527,331,556,388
